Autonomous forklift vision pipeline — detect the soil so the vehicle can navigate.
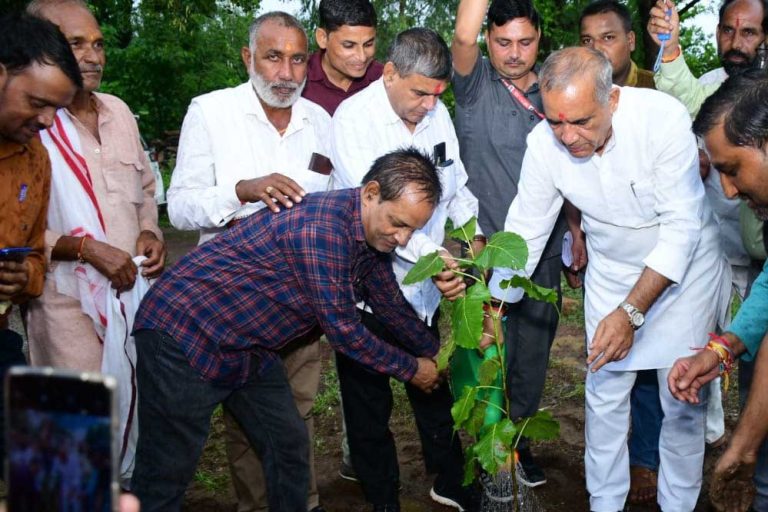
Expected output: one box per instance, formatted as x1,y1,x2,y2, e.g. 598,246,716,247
162,228,740,512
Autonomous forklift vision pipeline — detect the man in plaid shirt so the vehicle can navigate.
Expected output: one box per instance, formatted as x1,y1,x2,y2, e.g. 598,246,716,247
130,148,444,512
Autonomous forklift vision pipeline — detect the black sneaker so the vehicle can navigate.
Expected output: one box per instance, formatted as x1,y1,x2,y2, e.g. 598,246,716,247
517,446,547,487
430,484,473,511
338,461,360,482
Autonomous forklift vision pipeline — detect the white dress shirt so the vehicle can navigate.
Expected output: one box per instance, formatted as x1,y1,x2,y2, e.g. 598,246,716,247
490,86,730,370
331,78,481,324
168,81,332,244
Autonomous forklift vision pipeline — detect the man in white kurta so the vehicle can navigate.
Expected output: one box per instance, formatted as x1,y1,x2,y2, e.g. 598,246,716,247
330,28,480,510
490,47,731,512
166,13,331,512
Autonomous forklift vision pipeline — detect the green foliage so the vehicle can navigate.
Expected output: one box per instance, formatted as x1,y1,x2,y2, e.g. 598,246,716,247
100,1,257,139
402,250,445,285
515,410,560,441
473,232,528,271
473,418,517,475
502,274,559,305
406,217,560,490
451,282,489,348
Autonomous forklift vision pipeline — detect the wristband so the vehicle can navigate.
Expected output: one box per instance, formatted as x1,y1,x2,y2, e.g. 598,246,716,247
77,236,88,264
661,45,682,63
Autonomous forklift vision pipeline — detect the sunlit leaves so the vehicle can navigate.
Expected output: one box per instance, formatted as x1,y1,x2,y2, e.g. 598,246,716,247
473,232,528,272
448,217,477,244
473,419,517,475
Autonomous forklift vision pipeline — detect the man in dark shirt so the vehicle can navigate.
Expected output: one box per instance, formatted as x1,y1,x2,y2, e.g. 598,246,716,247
302,0,383,115
130,148,444,512
451,0,565,485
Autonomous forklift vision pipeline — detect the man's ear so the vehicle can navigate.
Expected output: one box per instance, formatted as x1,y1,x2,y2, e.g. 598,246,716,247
315,27,328,50
240,47,252,74
628,30,636,52
382,62,397,86
361,180,381,203
609,86,620,113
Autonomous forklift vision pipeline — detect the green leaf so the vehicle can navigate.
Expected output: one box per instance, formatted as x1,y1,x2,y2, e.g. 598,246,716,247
502,275,558,305
465,400,488,437
436,336,456,372
478,358,501,387
452,283,490,349
403,251,445,285
463,447,477,486
473,418,517,475
448,217,477,244
515,410,560,442
473,232,528,272
451,386,478,428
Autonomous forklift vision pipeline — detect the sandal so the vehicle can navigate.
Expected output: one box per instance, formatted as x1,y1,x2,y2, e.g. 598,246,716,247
628,465,657,505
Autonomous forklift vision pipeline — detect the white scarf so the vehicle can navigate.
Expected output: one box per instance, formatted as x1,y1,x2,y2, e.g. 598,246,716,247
39,110,147,483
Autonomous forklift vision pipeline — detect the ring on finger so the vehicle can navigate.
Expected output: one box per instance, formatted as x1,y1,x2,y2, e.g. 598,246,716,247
265,185,274,194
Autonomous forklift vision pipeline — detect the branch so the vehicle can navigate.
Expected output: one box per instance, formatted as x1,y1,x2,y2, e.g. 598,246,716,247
678,0,703,18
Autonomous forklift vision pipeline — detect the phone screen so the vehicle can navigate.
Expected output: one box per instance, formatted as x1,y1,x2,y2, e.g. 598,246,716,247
6,368,118,512
0,248,32,262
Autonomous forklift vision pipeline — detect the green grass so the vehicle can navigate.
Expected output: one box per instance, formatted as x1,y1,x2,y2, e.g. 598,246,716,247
559,275,586,329
193,469,230,493
311,367,341,417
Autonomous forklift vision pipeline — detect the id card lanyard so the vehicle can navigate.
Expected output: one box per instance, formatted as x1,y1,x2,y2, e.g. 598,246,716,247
501,78,545,120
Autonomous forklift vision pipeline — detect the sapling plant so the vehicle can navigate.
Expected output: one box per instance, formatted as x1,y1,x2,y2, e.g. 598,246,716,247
403,217,561,507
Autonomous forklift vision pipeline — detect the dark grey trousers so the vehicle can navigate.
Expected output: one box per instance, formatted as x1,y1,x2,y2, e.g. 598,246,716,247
504,254,563,419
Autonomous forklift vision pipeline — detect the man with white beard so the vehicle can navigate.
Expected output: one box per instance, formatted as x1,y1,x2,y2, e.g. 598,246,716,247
167,11,331,512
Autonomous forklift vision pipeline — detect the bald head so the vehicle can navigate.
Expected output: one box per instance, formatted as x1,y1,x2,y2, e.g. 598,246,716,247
539,47,614,105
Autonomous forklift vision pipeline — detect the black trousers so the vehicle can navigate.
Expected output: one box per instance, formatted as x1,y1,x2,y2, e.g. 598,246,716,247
504,254,562,419
336,310,464,506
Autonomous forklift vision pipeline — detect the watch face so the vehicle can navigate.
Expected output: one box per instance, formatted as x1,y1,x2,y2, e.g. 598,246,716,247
631,311,645,328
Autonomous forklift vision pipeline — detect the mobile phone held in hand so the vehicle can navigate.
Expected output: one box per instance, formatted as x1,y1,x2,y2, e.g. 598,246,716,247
0,248,32,263
5,367,119,512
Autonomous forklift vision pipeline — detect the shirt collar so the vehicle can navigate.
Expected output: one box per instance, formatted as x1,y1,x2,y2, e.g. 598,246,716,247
490,62,541,93
240,81,310,135
372,78,433,133
351,188,367,243
625,61,640,88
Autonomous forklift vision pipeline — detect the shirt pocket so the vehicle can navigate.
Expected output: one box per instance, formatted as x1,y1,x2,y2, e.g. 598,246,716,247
628,177,657,218
104,159,144,205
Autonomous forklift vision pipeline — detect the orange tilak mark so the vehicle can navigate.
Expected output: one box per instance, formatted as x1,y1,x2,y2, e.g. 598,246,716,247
433,84,445,95
558,112,565,121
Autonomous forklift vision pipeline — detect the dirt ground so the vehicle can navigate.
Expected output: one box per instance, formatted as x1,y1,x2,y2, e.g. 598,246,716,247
162,228,740,512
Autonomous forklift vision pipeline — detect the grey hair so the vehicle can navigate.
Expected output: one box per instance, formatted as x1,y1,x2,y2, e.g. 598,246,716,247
387,27,452,81
539,47,614,104
27,0,90,15
248,11,307,53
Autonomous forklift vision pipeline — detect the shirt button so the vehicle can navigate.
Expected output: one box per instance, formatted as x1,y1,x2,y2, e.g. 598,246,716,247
94,148,101,154
511,110,517,116
529,115,535,121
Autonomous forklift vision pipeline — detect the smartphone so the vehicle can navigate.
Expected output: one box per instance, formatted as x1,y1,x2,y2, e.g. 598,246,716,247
5,367,119,512
0,248,32,263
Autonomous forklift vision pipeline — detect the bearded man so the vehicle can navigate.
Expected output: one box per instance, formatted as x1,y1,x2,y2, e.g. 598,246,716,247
166,11,331,512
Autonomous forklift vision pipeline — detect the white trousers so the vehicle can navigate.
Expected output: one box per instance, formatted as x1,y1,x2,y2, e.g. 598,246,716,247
586,367,707,512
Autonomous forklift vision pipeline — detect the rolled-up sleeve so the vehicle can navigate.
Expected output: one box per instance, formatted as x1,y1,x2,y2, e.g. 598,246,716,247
654,55,721,118
167,103,243,230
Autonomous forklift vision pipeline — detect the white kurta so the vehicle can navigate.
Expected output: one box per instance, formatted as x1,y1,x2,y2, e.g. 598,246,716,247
331,78,481,323
168,82,332,245
490,86,731,371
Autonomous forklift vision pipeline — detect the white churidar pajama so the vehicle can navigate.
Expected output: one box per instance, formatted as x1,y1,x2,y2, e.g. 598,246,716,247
490,87,731,512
